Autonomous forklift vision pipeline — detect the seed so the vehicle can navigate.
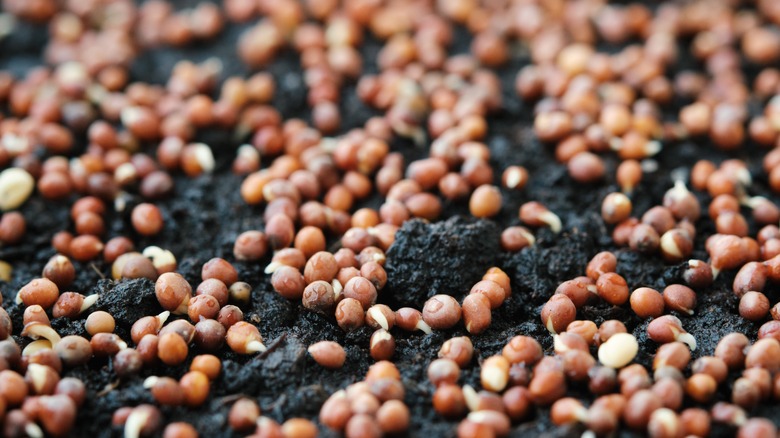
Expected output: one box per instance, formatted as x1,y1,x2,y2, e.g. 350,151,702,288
113,348,143,378
500,226,535,252
469,185,502,218
42,255,75,289
376,400,410,434
662,284,697,315
304,251,339,283
52,292,98,319
502,335,543,365
739,291,770,321
17,278,59,309
395,307,432,334
163,422,198,438
193,319,226,351
226,322,266,354
294,226,326,259
715,333,750,370
686,373,717,403
630,287,664,319
335,298,364,331
733,262,767,298
180,370,209,407
305,340,346,369
36,394,77,437
663,181,701,222
629,223,660,254
158,332,188,366
601,192,632,224
196,279,229,307
659,228,693,263
155,273,192,314
624,390,662,430
0,168,34,211
598,332,639,369
745,338,780,372
131,203,164,236
470,280,507,310
370,329,395,361
462,293,491,334
596,272,629,306
302,280,335,314
365,305,395,331
439,337,474,368
433,384,467,418
54,377,85,407
54,335,91,367
228,282,251,307
229,398,260,432
85,311,115,335
519,201,562,233
555,277,596,308
550,397,587,425
680,408,710,437
647,315,697,350
233,230,268,261
188,294,220,322
342,277,378,310
528,368,567,406
201,257,238,286
481,355,510,393
683,259,714,288
541,294,576,334
423,295,462,330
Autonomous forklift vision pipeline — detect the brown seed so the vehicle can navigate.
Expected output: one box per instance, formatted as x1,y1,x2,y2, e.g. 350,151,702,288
308,341,346,369
596,272,629,306
541,294,577,334
686,373,717,403
158,332,188,366
370,329,395,361
662,284,697,315
201,257,238,286
422,295,462,330
226,322,265,354
229,398,260,432
462,293,491,334
233,231,268,261
155,273,192,314
469,185,502,218
18,278,59,309
85,311,115,335
42,256,75,289
439,337,474,368
555,277,595,309
131,203,164,236
179,370,209,407
335,298,364,331
630,287,664,319
433,384,467,418
342,277,378,310
715,333,750,370
746,338,780,372
740,291,770,321
190,354,221,381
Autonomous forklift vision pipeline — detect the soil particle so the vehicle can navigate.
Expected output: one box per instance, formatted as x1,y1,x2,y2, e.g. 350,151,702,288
384,216,501,307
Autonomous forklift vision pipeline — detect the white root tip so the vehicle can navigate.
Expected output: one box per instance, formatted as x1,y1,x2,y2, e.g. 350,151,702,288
246,340,267,353
540,211,562,234
676,332,697,351
416,320,432,335
264,261,282,274
142,376,159,389
80,294,99,313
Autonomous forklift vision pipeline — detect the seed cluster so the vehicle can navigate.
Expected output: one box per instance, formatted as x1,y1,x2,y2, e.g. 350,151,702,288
2,0,780,436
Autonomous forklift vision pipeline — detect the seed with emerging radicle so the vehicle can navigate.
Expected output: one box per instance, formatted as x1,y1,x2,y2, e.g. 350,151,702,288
308,341,346,369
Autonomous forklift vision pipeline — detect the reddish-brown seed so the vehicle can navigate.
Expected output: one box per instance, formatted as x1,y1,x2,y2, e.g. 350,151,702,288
422,295,462,330
541,294,577,334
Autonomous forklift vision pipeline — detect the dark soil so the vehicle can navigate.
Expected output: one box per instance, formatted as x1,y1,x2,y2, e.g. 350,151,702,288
0,1,779,437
